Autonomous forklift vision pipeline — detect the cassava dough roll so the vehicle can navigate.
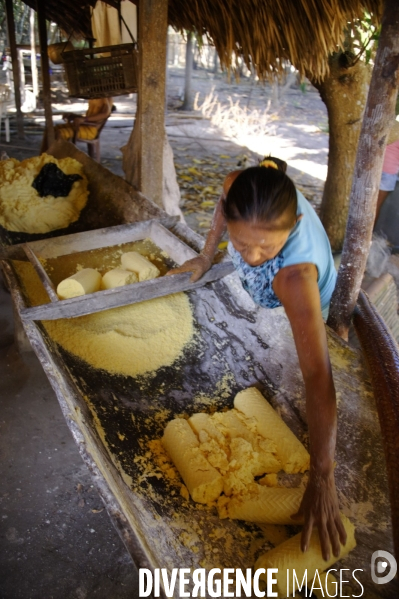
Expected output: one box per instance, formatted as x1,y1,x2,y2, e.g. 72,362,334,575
188,412,226,445
57,268,101,299
121,251,160,281
254,514,356,598
101,268,138,290
234,388,310,473
162,418,223,504
218,485,303,524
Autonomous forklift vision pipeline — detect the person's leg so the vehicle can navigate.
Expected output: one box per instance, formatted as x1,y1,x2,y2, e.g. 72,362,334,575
40,124,74,154
374,140,399,225
375,189,390,223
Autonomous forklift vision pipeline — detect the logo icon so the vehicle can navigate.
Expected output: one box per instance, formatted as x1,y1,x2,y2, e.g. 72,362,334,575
371,550,397,584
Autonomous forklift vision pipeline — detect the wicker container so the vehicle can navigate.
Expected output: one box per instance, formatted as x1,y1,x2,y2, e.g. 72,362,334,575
62,44,138,99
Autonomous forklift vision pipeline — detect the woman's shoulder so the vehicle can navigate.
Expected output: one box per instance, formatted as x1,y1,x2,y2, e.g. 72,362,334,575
282,189,334,269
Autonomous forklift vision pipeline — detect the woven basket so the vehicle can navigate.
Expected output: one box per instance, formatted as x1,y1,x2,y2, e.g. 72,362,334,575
62,44,138,99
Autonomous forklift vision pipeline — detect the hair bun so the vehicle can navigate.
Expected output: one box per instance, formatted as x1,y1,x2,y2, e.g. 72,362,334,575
259,158,279,170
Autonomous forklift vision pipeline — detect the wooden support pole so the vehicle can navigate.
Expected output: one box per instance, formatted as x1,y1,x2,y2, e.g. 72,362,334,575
127,0,168,207
327,0,399,339
30,9,39,101
36,0,54,147
5,0,24,139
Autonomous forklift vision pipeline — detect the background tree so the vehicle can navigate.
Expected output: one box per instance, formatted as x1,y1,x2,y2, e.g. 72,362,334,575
0,0,32,48
310,16,380,251
180,31,195,111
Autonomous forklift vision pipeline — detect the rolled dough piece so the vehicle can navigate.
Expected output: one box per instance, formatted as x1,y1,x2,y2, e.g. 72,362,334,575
121,251,160,281
188,413,225,445
212,410,257,444
234,388,310,473
254,514,356,598
218,485,303,524
101,268,138,290
57,268,101,299
162,418,223,504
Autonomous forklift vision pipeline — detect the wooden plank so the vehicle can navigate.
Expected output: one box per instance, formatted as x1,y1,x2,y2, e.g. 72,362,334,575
23,243,59,303
136,0,168,207
27,220,196,264
19,261,234,321
4,251,397,597
5,0,24,138
36,0,55,147
1,260,165,587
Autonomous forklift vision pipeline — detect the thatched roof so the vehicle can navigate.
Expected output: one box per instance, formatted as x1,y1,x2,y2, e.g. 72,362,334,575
168,0,383,80
27,0,382,81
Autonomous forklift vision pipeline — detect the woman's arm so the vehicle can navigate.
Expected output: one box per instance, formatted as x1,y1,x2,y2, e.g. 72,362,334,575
273,263,347,560
168,169,242,282
167,194,227,282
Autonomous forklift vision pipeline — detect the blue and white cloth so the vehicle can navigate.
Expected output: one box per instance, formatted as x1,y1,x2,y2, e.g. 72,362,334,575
228,190,337,318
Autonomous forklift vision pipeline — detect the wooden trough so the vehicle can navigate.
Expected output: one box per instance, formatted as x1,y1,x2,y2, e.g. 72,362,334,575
1,145,397,598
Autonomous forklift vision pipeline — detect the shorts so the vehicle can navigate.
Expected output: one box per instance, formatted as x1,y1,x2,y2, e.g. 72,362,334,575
55,124,98,141
380,171,399,192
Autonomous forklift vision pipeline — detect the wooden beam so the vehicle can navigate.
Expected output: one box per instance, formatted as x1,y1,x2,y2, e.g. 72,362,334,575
30,9,39,101
136,0,168,207
36,0,54,147
328,0,399,339
5,0,24,139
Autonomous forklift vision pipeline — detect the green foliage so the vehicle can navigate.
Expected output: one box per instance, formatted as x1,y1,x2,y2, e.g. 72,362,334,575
346,12,380,65
0,0,33,48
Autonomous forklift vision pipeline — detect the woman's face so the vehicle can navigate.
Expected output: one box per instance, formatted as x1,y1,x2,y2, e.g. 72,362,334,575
227,219,294,266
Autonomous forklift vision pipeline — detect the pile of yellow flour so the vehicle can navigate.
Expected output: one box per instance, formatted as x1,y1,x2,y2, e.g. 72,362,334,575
14,261,194,377
0,154,89,233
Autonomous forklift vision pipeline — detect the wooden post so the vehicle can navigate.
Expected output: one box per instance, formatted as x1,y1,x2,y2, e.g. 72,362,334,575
327,0,399,339
123,0,168,207
36,0,54,147
30,8,39,101
5,0,24,139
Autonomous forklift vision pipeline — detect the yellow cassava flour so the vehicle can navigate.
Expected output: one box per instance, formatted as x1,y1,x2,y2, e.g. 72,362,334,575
14,261,194,377
0,154,88,233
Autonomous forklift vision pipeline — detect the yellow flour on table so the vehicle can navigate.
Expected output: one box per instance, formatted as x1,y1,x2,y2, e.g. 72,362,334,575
0,154,88,233
13,261,194,377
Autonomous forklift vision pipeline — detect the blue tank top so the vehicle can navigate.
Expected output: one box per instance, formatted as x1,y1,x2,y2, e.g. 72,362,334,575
228,190,337,316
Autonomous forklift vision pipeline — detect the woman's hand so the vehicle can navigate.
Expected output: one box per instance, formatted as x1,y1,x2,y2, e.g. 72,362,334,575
292,469,347,561
167,254,212,283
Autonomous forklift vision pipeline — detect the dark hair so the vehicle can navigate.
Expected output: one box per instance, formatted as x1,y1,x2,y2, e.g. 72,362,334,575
223,166,297,229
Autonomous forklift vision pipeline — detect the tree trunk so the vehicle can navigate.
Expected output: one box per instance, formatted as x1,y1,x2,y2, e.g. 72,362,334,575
181,31,194,111
327,0,399,339
312,53,371,251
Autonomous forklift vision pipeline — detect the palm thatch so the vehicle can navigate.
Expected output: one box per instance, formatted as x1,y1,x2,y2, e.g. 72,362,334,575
168,0,383,80
22,0,382,80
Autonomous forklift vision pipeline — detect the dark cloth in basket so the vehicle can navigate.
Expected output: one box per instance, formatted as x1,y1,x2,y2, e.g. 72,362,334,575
32,163,82,198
